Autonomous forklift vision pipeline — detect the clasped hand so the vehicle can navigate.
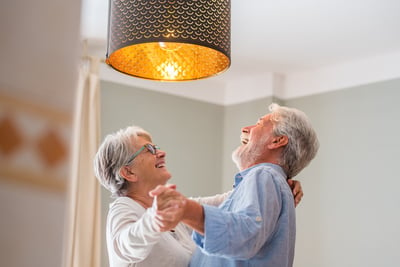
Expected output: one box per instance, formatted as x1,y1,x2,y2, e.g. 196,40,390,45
149,184,186,232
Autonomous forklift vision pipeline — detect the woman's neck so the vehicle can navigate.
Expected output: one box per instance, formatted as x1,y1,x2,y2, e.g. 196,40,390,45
127,191,153,209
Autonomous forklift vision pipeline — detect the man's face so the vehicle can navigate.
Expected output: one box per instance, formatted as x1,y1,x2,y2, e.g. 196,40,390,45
232,114,275,170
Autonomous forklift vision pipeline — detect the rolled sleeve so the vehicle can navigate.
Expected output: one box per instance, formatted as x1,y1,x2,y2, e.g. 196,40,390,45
192,205,229,252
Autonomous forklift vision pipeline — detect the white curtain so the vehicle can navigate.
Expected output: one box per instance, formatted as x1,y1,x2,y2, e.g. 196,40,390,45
63,55,101,267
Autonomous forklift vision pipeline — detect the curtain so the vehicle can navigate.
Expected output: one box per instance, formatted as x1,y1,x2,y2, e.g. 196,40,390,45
63,55,101,267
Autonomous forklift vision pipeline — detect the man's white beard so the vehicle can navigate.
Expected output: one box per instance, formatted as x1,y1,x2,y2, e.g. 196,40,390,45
232,145,254,171
232,142,266,171
231,146,243,170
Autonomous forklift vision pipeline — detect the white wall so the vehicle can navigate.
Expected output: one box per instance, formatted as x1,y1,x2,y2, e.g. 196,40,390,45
0,181,66,267
286,79,400,267
0,0,81,267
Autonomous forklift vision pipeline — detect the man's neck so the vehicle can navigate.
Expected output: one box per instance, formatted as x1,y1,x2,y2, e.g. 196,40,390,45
240,159,280,171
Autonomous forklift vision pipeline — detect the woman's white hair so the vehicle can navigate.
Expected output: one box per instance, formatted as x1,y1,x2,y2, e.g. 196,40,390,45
93,125,151,197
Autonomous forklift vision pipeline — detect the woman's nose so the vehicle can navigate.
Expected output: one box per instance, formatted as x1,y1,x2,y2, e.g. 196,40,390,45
156,149,166,158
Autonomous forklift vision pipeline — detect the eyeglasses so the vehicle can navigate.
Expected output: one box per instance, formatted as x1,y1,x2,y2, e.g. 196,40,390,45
126,143,160,165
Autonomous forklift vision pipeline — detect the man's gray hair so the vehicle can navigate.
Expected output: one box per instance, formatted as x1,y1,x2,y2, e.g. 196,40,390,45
269,103,319,178
93,125,151,197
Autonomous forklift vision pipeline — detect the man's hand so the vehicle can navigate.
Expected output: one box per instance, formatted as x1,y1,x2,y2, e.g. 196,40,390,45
287,179,304,207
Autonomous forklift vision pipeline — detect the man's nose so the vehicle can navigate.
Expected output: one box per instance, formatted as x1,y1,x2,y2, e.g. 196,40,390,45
241,125,254,133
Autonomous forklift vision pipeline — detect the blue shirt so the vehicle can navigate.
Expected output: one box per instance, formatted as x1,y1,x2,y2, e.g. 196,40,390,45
189,163,296,267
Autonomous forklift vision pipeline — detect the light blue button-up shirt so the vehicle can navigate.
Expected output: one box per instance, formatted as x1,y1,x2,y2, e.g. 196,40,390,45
189,163,295,267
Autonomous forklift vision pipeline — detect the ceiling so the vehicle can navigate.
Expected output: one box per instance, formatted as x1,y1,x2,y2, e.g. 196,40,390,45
82,0,400,70
81,0,400,104
1,0,399,111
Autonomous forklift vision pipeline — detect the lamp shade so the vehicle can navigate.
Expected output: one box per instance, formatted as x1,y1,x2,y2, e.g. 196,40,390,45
106,0,231,81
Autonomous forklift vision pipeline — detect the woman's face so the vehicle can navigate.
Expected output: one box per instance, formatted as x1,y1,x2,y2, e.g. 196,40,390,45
129,136,172,189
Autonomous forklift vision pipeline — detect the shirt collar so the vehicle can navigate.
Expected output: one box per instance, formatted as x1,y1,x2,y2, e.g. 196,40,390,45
233,163,286,188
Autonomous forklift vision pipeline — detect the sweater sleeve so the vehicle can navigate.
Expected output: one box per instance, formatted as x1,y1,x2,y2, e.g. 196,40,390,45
107,198,162,263
190,190,233,206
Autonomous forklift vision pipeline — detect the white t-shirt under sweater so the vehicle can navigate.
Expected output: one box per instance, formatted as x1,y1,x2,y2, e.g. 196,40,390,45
106,191,231,267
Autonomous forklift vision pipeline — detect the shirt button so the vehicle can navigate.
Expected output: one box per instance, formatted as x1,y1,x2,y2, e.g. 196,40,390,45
255,216,262,222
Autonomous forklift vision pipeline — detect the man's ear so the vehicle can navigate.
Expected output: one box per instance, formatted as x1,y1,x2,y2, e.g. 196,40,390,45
119,166,138,182
268,135,288,149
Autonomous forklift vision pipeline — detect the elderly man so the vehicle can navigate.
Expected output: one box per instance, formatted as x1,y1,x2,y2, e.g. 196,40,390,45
153,103,319,267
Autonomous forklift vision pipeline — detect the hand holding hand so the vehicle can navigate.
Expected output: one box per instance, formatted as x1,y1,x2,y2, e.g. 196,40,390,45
149,184,187,232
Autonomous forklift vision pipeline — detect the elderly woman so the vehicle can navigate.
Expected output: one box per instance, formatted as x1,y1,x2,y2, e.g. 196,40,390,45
93,125,304,267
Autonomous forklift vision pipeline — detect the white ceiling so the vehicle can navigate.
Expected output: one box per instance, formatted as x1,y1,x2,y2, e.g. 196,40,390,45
82,0,400,70
229,0,400,72
81,0,400,105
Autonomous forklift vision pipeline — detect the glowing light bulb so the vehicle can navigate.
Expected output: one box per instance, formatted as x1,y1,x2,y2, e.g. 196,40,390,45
159,42,182,52
157,60,184,80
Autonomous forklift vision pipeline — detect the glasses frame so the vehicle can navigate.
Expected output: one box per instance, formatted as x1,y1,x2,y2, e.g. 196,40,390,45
125,143,159,165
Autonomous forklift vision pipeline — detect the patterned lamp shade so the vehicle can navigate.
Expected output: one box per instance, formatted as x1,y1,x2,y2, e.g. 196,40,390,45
106,0,231,81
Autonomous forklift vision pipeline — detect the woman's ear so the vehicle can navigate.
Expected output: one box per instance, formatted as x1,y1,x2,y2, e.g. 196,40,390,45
267,135,288,149
120,166,138,182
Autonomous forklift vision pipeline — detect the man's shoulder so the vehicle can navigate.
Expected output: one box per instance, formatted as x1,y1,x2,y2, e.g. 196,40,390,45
242,164,287,190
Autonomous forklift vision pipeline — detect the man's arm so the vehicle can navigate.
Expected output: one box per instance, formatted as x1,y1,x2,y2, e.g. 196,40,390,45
181,199,205,234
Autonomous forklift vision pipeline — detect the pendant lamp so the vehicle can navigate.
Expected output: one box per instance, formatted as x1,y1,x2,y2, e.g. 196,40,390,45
106,0,231,81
